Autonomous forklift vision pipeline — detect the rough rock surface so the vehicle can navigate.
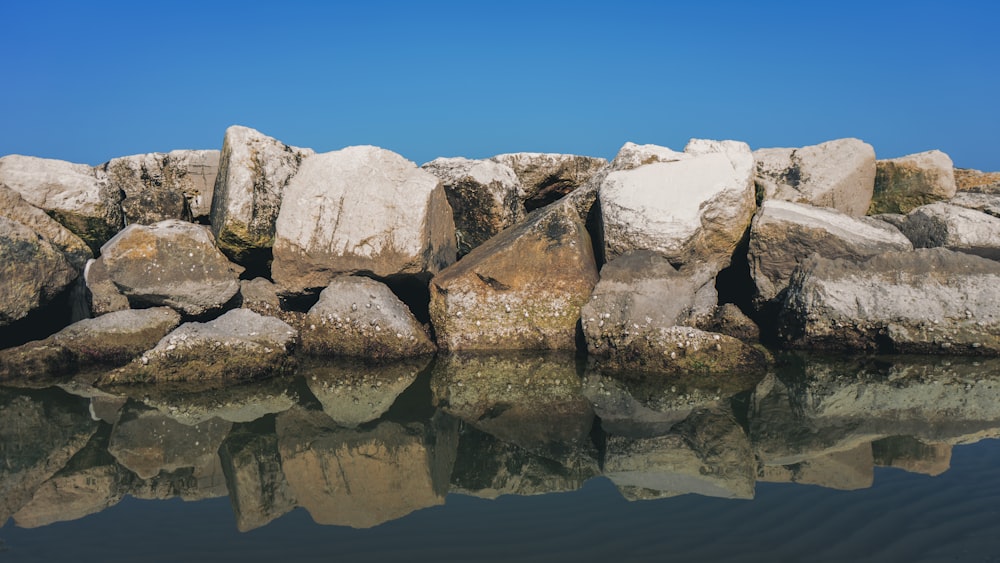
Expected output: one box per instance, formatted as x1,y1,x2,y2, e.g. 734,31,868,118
0,154,123,252
422,157,524,257
950,192,1000,218
429,203,598,351
238,277,305,329
102,150,220,224
955,168,1000,194
890,202,1000,260
600,139,756,267
97,220,241,316
870,150,956,214
301,357,428,428
83,258,130,316
695,303,761,344
98,309,298,385
779,248,1000,354
0,184,92,269
753,138,876,216
0,216,78,327
301,276,434,358
489,152,607,210
272,146,456,295
210,126,313,264
748,200,913,304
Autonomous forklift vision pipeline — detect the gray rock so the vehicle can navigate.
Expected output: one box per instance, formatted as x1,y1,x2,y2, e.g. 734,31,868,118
0,184,92,269
83,258,130,316
0,216,78,327
102,150,220,224
892,202,1000,260
950,191,1000,218
694,303,760,344
301,356,428,428
870,150,956,214
489,152,607,210
754,138,876,216
238,277,305,329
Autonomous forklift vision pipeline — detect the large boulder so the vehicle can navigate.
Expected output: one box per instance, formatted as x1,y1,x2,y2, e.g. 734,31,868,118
97,220,241,316
301,276,435,359
421,157,524,257
272,146,456,295
0,184,92,269
0,216,78,327
869,150,956,214
890,202,1000,261
954,168,1000,194
753,138,876,216
0,155,123,252
429,203,598,351
748,200,913,304
102,150,220,224
949,192,1000,219
779,248,1000,354
210,125,313,265
600,139,756,267
489,152,607,210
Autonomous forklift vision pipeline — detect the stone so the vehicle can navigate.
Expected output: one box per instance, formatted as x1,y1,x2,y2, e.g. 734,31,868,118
753,138,876,216
98,309,298,385
890,202,1000,260
301,276,435,359
489,152,607,210
101,150,220,224
0,184,92,269
748,200,913,304
83,258,130,316
954,168,1000,194
779,248,1000,354
0,154,123,252
218,426,296,532
301,357,428,428
272,146,456,295
949,192,1000,218
97,220,241,316
238,277,305,329
0,216,78,327
870,150,957,214
600,139,756,267
210,125,313,265
429,203,598,351
421,157,524,257
694,303,760,344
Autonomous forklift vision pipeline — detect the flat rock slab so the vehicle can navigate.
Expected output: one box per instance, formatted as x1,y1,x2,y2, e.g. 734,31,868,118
870,150,956,214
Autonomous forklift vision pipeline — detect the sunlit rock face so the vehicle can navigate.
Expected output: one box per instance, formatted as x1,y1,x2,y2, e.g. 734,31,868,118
488,152,607,211
301,357,428,428
949,192,1000,219
0,184,92,270
754,138,876,216
870,150,956,215
887,202,1000,261
955,168,1000,194
101,150,220,224
0,216,78,328
218,423,296,532
271,146,456,295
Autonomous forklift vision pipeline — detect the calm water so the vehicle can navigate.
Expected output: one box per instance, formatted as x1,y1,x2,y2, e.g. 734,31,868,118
3,353,1000,562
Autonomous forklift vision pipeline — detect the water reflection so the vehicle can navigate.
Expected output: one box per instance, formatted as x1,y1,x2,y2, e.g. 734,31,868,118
2,353,1000,532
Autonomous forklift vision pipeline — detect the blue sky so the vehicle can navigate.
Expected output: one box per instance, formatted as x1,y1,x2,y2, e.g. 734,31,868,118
2,1,998,170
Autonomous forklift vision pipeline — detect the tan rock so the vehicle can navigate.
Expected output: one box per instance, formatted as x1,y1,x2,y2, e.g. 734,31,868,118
870,150,957,214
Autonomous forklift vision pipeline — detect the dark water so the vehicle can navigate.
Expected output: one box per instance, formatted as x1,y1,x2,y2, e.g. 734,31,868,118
3,353,1000,562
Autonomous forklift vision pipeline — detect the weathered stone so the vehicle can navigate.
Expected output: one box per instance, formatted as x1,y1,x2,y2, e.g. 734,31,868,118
218,424,296,532
748,200,913,304
83,258,130,316
695,303,760,344
891,202,1000,260
210,125,313,265
872,436,951,477
754,138,876,216
950,191,1000,218
0,155,123,252
608,142,687,170
301,356,428,428
757,443,874,491
600,139,756,267
0,216,78,327
238,277,305,329
102,150,220,224
429,203,598,351
272,146,456,295
870,150,957,214
779,248,1000,354
301,276,435,359
954,168,1000,194
0,184,92,269
98,309,298,385
98,220,241,316
489,152,607,210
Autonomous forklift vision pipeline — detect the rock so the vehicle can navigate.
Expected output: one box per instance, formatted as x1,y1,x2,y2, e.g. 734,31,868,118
0,154,123,252
102,150,220,224
0,184,92,269
83,258,130,316
757,443,874,491
600,139,756,267
98,309,298,385
950,192,1000,218
210,125,313,265
238,277,305,329
0,216,78,327
890,202,1000,260
272,146,456,295
429,203,598,351
421,157,524,257
218,425,296,532
489,152,607,210
97,220,241,316
753,138,876,216
871,436,951,477
779,248,1000,354
301,276,435,359
869,150,957,214
954,168,1000,194
694,303,760,344
748,200,913,304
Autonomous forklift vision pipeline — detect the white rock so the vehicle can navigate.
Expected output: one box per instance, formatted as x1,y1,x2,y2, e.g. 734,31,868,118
895,202,1000,261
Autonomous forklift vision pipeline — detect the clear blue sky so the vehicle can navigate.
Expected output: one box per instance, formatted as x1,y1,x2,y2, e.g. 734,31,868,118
2,1,998,170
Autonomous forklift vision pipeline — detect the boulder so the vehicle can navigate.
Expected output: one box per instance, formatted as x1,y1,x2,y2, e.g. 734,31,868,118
869,150,956,214
301,357,428,428
694,303,761,344
779,248,1000,354
890,202,1000,260
0,154,123,252
421,157,524,257
0,216,78,327
489,152,607,210
600,139,756,267
83,258,130,316
0,184,92,269
950,192,1000,218
301,276,434,359
238,277,304,329
954,168,1000,194
98,309,298,385
753,138,876,216
102,149,220,224
272,146,456,295
429,203,598,351
210,125,313,265
97,220,241,316
748,200,913,304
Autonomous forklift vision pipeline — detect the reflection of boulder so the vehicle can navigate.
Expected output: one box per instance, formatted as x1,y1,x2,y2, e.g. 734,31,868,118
604,407,755,500
276,407,457,528
219,421,296,532
757,442,874,491
872,436,952,477
301,357,427,428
